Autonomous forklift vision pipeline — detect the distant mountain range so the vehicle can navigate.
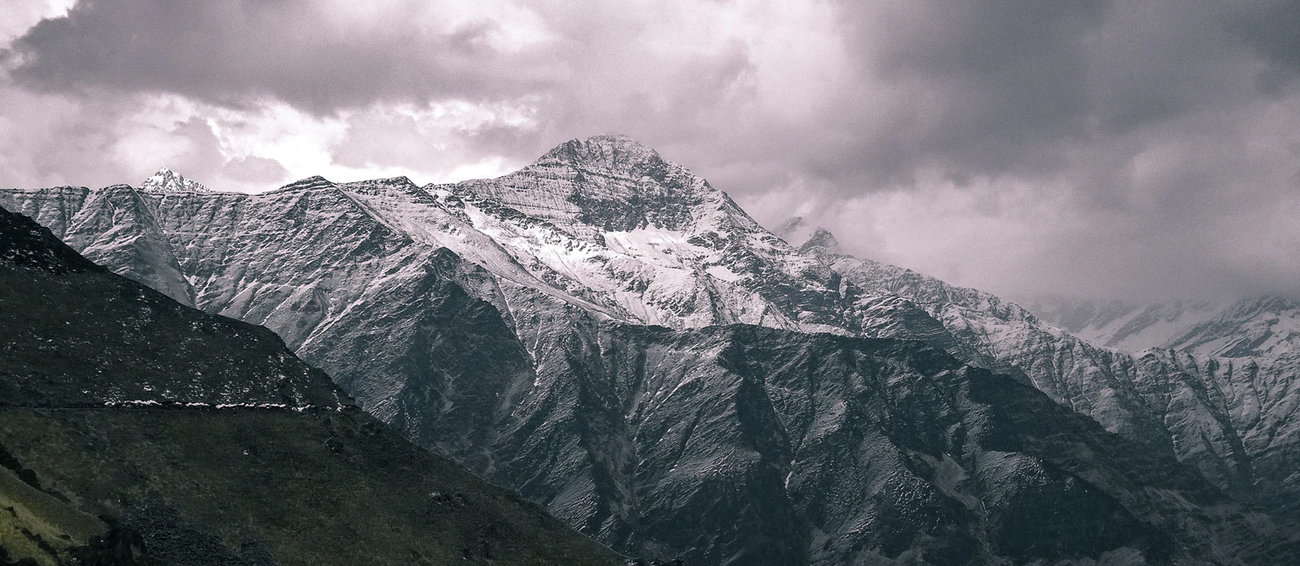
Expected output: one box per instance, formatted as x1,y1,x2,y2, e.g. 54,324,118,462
4,135,1299,564
1027,295,1300,359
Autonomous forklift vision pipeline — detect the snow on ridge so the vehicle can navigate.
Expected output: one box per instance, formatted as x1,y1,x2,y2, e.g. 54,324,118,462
140,167,213,194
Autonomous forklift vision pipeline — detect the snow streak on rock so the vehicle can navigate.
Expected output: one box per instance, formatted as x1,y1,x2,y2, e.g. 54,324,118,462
140,167,213,194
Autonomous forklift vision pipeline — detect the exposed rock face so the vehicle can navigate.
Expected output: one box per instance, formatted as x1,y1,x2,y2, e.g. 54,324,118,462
826,253,1300,517
4,135,1300,564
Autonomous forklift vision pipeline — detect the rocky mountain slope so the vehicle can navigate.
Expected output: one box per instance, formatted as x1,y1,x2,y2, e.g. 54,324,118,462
0,205,622,566
4,135,1300,564
823,251,1300,515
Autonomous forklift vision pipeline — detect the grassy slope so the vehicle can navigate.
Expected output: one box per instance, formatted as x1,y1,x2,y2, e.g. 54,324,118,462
0,408,619,565
0,205,622,566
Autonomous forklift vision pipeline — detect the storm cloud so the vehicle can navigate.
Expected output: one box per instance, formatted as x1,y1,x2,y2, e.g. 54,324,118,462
5,0,556,111
1,0,1298,302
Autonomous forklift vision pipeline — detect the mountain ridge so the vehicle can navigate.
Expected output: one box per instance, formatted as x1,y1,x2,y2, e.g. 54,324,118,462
1028,294,1300,360
5,134,1300,564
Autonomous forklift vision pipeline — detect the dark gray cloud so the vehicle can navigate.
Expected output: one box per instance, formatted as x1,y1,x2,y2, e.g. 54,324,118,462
1226,0,1300,91
4,0,554,113
826,0,1107,183
795,0,1274,192
713,0,1300,301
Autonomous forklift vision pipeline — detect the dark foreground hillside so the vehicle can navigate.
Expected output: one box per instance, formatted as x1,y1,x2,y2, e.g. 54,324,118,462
0,205,622,566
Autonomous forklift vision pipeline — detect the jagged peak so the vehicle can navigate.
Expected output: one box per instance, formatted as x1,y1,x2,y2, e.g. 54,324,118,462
381,175,415,187
455,134,727,235
545,133,650,157
530,134,681,179
775,216,839,254
276,175,336,193
799,228,841,255
140,167,211,194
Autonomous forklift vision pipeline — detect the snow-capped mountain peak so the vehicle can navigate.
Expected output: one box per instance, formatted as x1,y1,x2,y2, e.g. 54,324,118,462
449,135,719,245
798,228,841,255
776,217,842,255
140,167,211,193
535,133,663,170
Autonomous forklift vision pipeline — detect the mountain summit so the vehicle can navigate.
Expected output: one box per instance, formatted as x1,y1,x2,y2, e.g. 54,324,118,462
537,133,664,170
777,217,842,254
140,167,211,193
453,134,719,240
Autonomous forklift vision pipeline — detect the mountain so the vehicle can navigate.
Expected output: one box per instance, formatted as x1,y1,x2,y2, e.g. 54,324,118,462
819,248,1300,512
4,134,1300,564
1028,295,1300,359
0,205,622,565
776,217,841,255
140,167,212,194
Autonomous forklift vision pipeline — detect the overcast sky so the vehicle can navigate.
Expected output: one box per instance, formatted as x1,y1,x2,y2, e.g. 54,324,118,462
1,0,1298,302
